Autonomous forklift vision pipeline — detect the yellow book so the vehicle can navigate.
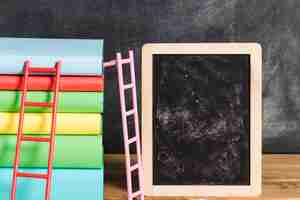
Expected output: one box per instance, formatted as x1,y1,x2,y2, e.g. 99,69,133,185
0,113,102,135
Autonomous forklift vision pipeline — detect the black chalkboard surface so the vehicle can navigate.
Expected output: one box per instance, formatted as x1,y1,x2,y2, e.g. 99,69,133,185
153,54,251,186
142,43,262,197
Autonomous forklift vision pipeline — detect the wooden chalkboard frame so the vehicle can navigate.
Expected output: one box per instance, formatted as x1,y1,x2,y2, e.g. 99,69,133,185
142,43,262,197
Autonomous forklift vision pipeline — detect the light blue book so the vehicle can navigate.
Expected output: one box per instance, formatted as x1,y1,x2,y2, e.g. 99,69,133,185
0,38,103,75
0,168,103,200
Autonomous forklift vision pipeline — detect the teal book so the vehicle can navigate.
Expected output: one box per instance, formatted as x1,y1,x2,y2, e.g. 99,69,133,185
0,168,104,200
0,38,103,75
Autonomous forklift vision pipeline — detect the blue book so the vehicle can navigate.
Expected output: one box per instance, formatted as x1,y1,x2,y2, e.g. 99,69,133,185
0,38,103,75
0,168,104,200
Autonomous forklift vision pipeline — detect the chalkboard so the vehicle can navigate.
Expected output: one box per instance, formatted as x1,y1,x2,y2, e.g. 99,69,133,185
142,43,262,197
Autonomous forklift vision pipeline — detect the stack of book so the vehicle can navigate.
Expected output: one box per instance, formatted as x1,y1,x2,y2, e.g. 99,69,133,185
0,38,104,200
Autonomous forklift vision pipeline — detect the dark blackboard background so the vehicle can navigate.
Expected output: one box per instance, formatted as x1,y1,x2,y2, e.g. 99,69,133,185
0,0,299,153
153,54,250,185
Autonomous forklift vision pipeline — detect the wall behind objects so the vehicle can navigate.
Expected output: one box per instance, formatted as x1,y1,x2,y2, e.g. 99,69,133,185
0,0,299,153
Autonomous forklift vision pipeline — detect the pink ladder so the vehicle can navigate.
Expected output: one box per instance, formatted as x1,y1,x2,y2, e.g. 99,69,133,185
104,50,144,200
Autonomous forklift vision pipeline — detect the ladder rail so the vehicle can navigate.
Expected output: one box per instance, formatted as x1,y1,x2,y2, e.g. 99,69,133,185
116,53,133,195
11,61,30,200
128,51,144,199
45,61,61,200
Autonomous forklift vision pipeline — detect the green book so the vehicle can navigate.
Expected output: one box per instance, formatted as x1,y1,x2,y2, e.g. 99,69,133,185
0,135,103,169
0,91,103,113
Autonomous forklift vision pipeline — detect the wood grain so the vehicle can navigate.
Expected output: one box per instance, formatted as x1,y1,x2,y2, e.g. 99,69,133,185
104,154,300,200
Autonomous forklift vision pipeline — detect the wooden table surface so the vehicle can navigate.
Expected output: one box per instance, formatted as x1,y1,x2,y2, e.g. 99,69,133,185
104,154,300,200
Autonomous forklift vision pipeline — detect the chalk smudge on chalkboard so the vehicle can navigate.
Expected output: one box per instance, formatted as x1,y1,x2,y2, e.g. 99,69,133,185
153,54,251,185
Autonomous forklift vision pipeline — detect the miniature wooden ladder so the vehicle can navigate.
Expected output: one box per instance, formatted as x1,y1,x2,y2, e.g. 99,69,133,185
10,61,62,200
104,50,144,200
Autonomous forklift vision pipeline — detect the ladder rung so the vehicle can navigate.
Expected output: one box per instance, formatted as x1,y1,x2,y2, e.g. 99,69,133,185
25,101,53,107
126,109,135,116
128,137,137,144
131,191,142,199
130,164,139,171
103,60,116,68
17,172,48,179
121,58,131,64
124,84,134,90
22,136,50,143
28,67,56,73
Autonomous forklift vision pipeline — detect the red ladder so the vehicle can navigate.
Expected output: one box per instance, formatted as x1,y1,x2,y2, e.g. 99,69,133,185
10,61,62,200
104,50,144,200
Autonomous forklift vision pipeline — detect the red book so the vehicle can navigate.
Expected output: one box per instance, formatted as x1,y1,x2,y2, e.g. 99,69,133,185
0,75,104,92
